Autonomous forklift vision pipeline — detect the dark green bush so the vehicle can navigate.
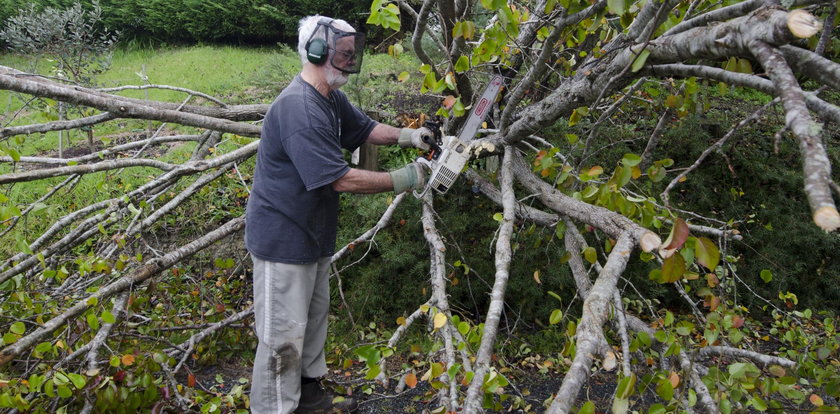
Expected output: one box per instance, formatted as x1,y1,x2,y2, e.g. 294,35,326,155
0,0,375,46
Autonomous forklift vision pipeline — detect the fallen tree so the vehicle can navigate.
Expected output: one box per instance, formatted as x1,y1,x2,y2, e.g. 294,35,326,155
1,0,839,412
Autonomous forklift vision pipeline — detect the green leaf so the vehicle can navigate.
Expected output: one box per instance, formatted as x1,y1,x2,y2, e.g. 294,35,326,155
729,362,749,379
493,212,504,222
67,373,86,389
35,342,53,353
616,373,637,398
3,333,18,344
86,313,99,331
458,321,470,336
648,403,666,414
57,384,72,398
631,49,650,72
622,153,642,167
554,221,567,239
101,310,116,324
656,378,674,401
10,322,25,335
454,55,470,73
607,0,626,14
549,309,563,325
694,237,720,271
579,401,596,414
447,363,462,379
760,269,773,283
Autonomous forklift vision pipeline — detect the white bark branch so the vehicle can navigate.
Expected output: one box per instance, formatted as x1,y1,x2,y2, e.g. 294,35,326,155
547,232,635,413
463,149,516,413
749,40,839,231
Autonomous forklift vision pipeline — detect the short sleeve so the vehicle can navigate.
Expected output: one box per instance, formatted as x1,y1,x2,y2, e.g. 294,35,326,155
335,93,377,152
284,127,350,191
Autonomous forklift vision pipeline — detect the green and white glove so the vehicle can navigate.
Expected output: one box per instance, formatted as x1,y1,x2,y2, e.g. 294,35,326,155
398,127,432,151
389,162,427,194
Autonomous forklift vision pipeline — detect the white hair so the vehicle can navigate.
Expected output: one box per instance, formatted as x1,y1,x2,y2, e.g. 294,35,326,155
297,15,356,66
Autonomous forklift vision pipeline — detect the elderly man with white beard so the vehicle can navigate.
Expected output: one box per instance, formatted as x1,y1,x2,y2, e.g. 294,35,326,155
244,15,433,414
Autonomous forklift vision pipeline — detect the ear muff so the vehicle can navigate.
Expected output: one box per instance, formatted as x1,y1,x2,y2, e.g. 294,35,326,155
305,17,334,65
306,38,328,64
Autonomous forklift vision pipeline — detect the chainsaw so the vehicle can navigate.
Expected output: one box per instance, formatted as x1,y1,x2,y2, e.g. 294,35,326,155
414,74,504,197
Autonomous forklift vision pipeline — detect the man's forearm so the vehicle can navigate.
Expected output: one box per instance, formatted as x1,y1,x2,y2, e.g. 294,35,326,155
366,123,401,146
331,168,393,194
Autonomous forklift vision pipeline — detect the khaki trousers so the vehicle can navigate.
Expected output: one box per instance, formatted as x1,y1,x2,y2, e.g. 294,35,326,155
250,255,331,414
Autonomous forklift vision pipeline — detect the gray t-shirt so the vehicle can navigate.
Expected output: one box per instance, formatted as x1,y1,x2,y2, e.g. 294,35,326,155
245,75,377,263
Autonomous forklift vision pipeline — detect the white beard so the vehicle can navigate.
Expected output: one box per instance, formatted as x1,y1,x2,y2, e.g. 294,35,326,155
326,67,349,89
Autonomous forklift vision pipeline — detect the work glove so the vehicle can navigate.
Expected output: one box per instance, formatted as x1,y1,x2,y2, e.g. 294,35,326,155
389,162,427,194
398,127,432,151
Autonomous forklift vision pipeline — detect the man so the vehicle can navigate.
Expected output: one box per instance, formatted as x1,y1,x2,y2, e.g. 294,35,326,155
245,15,432,414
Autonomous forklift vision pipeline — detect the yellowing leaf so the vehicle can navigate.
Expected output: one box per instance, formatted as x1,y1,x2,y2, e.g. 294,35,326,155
405,372,418,388
668,371,680,388
396,316,406,326
810,394,824,407
533,270,542,284
694,237,720,271
587,166,604,176
661,253,686,283
121,354,136,366
583,247,598,264
433,312,447,330
397,71,410,82
442,95,457,109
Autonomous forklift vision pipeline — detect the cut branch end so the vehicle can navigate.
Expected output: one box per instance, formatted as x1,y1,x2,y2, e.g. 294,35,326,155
787,9,822,39
639,231,662,252
813,206,840,232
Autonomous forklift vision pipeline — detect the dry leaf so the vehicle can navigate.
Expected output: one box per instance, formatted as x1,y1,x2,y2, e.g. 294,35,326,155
405,372,418,388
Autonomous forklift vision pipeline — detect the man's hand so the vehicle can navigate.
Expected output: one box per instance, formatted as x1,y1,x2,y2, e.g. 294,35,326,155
398,128,432,151
389,162,428,194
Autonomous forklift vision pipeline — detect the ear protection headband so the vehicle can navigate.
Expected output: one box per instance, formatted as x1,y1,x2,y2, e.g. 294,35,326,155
305,17,334,65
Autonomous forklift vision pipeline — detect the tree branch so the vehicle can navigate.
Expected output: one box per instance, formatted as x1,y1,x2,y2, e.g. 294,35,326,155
749,40,839,231
463,149,516,413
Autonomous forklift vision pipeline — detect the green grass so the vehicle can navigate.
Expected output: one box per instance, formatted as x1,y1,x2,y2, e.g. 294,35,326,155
0,45,424,259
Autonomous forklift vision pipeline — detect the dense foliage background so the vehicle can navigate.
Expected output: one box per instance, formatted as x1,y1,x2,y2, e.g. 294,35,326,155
0,0,377,45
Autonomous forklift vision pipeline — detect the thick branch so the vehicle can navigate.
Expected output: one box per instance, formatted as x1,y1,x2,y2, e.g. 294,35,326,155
646,7,822,63
696,345,796,367
749,41,839,231
0,70,262,137
463,149,516,413
547,232,635,413
780,45,840,91
511,151,661,252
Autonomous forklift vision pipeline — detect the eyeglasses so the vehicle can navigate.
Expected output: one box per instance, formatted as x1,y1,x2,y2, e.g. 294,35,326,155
330,48,356,61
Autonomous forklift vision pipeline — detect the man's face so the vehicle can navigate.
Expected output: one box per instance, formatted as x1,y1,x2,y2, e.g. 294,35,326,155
331,36,358,73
